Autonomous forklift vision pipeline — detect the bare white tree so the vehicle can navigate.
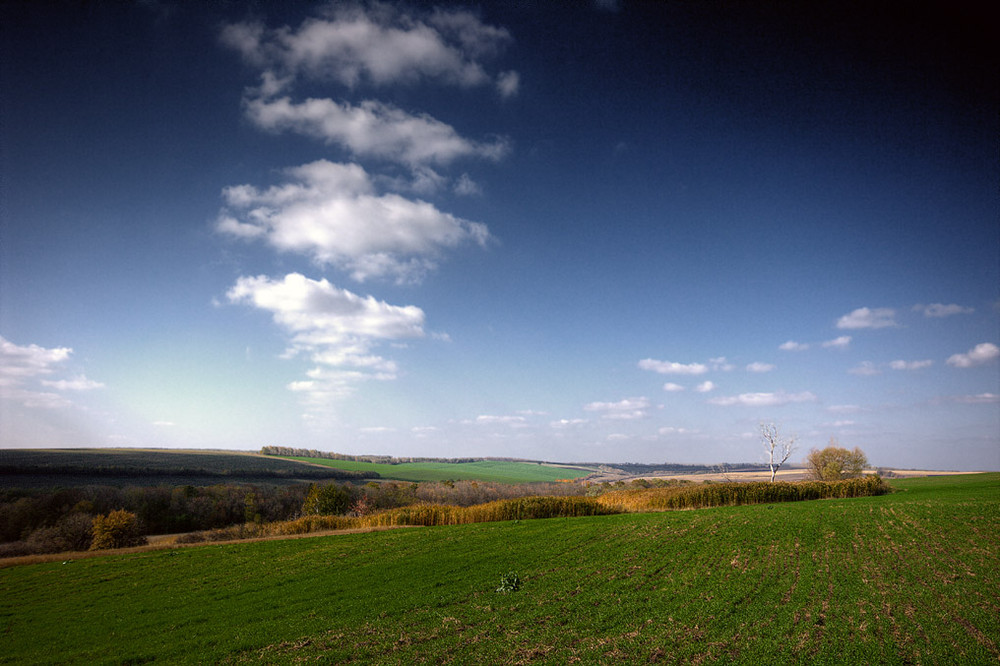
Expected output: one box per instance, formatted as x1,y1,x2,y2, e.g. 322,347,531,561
760,422,796,482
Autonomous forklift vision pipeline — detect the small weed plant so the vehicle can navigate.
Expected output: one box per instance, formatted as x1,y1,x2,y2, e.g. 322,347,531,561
496,571,521,593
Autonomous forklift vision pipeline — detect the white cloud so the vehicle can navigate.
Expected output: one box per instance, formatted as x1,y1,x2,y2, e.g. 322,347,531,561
947,342,1000,368
152,421,176,427
227,273,425,416
709,357,735,371
550,418,588,428
584,396,650,420
221,4,514,91
40,376,105,391
836,307,897,329
822,336,852,349
245,97,509,167
708,391,817,407
453,173,482,196
779,340,809,351
0,336,71,382
475,414,527,426
848,361,881,376
496,70,520,98
889,359,933,371
948,393,999,404
0,336,101,409
694,381,716,393
662,382,685,392
746,362,775,373
217,160,490,283
638,358,708,375
827,404,862,413
658,426,693,435
914,303,974,318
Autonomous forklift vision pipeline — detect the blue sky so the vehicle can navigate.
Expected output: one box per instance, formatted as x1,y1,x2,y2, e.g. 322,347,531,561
2,1,997,469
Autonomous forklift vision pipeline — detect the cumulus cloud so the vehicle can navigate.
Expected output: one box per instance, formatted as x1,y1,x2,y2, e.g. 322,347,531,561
708,391,817,407
217,160,490,283
221,4,515,91
822,336,852,349
836,307,897,329
662,382,685,392
584,396,650,420
947,342,1000,368
889,359,933,371
245,97,509,167
914,303,974,318
0,336,102,409
779,340,809,351
227,273,425,416
638,358,708,375
746,362,775,373
694,381,716,393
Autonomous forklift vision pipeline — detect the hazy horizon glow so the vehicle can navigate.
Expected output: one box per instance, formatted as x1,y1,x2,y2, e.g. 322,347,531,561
2,2,997,470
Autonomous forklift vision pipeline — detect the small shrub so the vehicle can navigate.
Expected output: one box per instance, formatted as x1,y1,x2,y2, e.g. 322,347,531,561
90,510,147,550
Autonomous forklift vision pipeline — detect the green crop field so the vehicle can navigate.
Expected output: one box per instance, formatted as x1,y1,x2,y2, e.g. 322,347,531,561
1,474,997,664
286,456,595,483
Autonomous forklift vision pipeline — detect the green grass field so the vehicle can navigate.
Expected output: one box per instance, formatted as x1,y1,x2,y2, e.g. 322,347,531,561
287,456,595,483
1,474,997,664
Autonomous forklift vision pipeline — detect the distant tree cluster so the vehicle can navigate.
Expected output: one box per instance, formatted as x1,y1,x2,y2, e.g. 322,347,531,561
807,440,869,481
0,484,311,558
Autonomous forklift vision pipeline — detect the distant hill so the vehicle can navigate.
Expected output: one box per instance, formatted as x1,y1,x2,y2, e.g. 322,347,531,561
0,449,375,488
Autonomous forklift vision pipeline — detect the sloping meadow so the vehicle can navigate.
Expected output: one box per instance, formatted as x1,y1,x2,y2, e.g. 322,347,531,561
1,474,996,664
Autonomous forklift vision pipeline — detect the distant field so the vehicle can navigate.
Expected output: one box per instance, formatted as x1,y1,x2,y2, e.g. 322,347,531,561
2,474,996,664
0,449,367,487
286,456,596,483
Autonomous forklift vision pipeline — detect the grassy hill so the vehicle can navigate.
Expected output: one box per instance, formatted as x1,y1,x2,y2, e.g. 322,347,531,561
0,448,372,487
1,473,997,664
285,456,596,483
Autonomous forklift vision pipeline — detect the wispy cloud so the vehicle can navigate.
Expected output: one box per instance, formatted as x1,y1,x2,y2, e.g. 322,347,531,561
836,307,896,329
913,303,974,318
746,362,775,373
245,97,509,167
0,336,102,409
821,335,852,349
638,359,707,375
779,340,809,351
217,160,490,284
708,391,817,407
662,382,685,392
947,342,1000,368
694,381,716,393
584,396,650,419
848,361,881,376
889,359,933,371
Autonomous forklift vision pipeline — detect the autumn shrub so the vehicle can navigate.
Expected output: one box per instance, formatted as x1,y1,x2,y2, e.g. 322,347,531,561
90,510,147,550
807,443,869,480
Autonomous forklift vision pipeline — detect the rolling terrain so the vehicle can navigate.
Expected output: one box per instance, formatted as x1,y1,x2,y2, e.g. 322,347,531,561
1,474,996,664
